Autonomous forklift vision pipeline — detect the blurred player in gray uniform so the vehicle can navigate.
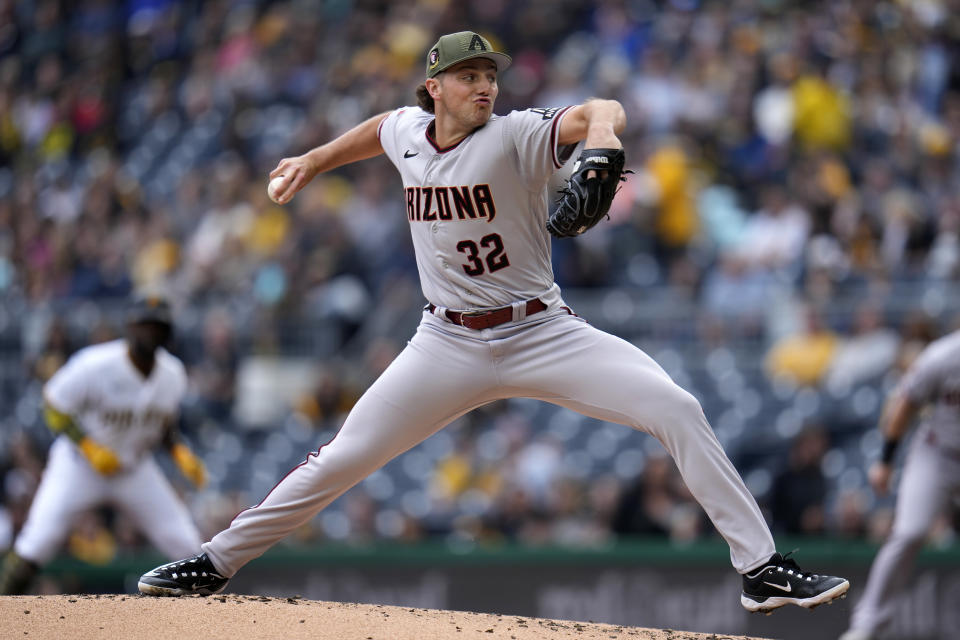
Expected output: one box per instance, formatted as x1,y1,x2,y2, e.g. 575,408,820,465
0,295,207,594
840,329,960,640
139,31,848,611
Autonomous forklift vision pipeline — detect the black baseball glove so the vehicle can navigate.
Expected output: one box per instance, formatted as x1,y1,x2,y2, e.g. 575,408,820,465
547,148,629,238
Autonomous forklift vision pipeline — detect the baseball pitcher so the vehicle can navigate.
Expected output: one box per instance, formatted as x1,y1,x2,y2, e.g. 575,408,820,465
841,328,960,640
0,295,206,594
139,31,848,613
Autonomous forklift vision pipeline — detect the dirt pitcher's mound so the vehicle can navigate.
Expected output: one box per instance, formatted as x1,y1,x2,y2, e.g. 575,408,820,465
0,594,770,640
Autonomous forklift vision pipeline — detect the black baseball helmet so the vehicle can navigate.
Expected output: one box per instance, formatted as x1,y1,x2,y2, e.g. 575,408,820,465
126,294,174,327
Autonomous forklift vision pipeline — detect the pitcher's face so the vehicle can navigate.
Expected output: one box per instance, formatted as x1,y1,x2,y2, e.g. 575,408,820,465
434,58,498,129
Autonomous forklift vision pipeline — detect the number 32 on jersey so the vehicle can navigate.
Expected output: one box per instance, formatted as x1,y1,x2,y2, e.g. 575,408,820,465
457,234,509,277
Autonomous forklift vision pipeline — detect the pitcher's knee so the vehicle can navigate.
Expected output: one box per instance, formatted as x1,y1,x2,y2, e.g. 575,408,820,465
637,386,709,438
304,446,386,488
669,387,707,422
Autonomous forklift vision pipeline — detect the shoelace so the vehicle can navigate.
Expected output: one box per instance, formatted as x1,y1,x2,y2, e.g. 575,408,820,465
166,557,205,576
776,550,819,582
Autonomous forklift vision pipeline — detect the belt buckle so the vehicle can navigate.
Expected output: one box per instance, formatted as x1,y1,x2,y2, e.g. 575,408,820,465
459,307,498,329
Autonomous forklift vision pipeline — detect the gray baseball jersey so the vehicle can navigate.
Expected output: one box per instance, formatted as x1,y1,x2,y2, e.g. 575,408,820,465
848,329,960,636
200,105,776,578
377,105,572,310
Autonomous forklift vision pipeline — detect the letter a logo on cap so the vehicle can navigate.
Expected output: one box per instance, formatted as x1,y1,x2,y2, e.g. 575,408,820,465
426,31,511,78
469,34,486,51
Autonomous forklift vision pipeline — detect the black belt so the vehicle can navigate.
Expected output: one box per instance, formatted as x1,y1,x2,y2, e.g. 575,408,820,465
427,298,547,330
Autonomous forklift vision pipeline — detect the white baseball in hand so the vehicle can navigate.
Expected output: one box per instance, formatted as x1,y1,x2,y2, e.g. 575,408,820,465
267,175,286,203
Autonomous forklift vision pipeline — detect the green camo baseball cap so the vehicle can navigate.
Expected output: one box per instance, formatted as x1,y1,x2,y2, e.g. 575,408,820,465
425,31,512,78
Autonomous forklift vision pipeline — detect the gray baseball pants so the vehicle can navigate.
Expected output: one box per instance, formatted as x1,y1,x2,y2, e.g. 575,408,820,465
202,309,775,576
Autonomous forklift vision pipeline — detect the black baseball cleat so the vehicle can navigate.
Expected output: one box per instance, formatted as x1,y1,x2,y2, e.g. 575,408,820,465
741,551,849,614
138,553,229,597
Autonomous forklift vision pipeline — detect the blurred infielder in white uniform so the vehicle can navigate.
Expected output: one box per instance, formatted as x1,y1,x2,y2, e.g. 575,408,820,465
0,296,207,594
139,31,848,612
841,329,960,640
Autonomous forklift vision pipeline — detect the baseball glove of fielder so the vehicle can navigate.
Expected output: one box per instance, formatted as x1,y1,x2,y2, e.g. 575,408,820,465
547,147,629,238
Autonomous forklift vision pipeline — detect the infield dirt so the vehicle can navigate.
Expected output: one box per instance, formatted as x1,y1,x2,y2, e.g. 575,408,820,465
0,593,772,640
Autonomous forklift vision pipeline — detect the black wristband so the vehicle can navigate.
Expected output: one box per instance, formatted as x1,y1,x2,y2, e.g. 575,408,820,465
881,438,899,464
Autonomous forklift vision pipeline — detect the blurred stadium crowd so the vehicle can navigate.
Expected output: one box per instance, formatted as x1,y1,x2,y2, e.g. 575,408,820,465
3,0,960,577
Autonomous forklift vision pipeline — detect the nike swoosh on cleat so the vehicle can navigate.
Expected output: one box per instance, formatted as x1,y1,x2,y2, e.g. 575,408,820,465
403,150,419,158
763,580,792,592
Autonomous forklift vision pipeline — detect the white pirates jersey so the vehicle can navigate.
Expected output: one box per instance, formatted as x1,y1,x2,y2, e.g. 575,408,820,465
43,339,188,467
377,105,574,310
899,329,960,451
